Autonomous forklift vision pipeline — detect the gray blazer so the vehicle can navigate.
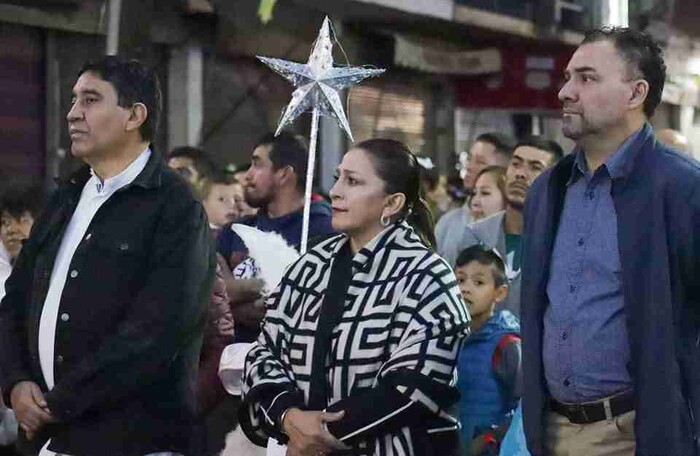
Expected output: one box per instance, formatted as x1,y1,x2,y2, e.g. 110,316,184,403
437,211,521,318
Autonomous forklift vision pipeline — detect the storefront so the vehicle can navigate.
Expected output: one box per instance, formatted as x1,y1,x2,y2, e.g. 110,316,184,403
0,22,45,182
453,43,575,155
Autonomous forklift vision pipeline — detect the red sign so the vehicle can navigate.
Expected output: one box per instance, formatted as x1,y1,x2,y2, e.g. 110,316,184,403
454,45,574,110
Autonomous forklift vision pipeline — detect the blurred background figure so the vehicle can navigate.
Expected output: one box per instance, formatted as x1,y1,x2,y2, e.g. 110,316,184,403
656,128,691,156
470,166,507,223
225,163,251,187
437,133,515,263
166,146,236,456
446,175,469,209
460,133,515,196
417,156,451,221
167,146,218,194
0,242,9,305
0,181,45,301
0,181,41,456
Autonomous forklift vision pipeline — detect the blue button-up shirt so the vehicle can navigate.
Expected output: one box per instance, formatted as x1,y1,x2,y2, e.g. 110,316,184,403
543,130,641,402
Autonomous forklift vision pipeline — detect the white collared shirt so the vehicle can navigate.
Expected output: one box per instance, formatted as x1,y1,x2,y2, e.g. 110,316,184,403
0,241,11,303
38,148,151,390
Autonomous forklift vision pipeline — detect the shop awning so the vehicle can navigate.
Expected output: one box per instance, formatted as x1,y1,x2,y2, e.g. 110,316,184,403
394,33,502,75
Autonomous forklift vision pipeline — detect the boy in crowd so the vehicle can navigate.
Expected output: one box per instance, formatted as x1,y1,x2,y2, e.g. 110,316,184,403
455,245,521,456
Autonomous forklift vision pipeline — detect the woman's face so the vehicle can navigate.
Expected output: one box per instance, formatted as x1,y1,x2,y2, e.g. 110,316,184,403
470,172,505,221
329,148,390,239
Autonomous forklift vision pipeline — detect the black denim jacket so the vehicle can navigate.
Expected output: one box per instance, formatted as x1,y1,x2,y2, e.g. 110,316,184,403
0,151,215,456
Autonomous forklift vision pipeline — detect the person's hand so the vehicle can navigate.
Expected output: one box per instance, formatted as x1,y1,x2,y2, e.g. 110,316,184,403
216,254,230,278
10,381,55,440
282,408,349,456
231,298,266,328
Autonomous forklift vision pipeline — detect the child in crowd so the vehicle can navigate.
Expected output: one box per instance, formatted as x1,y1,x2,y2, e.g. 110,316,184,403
200,172,240,237
455,245,521,456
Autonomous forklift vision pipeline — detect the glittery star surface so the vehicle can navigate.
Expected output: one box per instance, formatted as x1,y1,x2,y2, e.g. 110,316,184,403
257,16,385,141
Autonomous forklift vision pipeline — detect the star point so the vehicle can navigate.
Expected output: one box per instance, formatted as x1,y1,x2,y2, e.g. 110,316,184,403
256,16,385,141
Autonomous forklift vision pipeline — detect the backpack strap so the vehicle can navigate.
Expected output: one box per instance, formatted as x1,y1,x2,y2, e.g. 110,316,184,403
492,333,521,371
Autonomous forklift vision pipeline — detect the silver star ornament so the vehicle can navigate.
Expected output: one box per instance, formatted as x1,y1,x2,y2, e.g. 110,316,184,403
257,16,385,142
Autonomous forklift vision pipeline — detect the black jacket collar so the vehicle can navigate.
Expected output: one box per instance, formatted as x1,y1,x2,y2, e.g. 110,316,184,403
55,148,163,192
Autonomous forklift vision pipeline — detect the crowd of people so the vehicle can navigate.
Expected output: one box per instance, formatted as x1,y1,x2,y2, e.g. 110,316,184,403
0,25,698,456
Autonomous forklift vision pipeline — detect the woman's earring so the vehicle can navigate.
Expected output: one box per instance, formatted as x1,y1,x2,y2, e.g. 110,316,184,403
380,214,391,227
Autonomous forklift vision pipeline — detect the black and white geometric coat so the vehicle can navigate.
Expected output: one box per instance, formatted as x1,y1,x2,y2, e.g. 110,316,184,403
240,222,471,456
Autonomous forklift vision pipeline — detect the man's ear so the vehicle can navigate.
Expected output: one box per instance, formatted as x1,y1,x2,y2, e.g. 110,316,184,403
277,165,297,188
125,102,148,133
629,79,649,112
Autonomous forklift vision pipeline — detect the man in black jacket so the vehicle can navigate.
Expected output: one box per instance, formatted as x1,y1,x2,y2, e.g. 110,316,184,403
0,56,215,456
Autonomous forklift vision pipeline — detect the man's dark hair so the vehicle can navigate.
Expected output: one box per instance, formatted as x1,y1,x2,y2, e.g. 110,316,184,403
254,131,309,192
0,181,45,219
475,132,516,161
167,146,218,181
515,136,564,164
78,56,162,141
582,27,666,118
455,244,507,287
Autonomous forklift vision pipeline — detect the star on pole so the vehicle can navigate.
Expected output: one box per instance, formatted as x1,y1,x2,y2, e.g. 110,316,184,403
257,16,385,142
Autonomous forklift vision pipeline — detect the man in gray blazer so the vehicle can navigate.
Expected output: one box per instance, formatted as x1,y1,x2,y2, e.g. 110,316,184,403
439,136,562,317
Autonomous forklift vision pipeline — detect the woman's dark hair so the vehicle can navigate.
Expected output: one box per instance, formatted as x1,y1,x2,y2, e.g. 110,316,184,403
354,139,436,249
0,181,45,219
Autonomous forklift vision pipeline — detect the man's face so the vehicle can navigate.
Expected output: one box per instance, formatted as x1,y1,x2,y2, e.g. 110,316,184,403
558,40,638,140
243,145,280,208
167,157,201,187
505,146,554,210
463,141,505,191
1,211,34,261
67,71,133,160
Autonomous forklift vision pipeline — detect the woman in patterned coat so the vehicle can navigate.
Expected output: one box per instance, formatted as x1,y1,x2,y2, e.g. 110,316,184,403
240,139,471,456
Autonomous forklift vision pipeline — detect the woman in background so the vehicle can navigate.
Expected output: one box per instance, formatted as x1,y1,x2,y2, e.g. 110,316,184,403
469,166,506,223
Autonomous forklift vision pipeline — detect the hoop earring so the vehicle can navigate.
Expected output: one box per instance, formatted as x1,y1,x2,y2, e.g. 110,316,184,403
380,214,391,227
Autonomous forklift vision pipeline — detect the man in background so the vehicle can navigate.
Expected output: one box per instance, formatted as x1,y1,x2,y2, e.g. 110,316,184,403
218,131,334,344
